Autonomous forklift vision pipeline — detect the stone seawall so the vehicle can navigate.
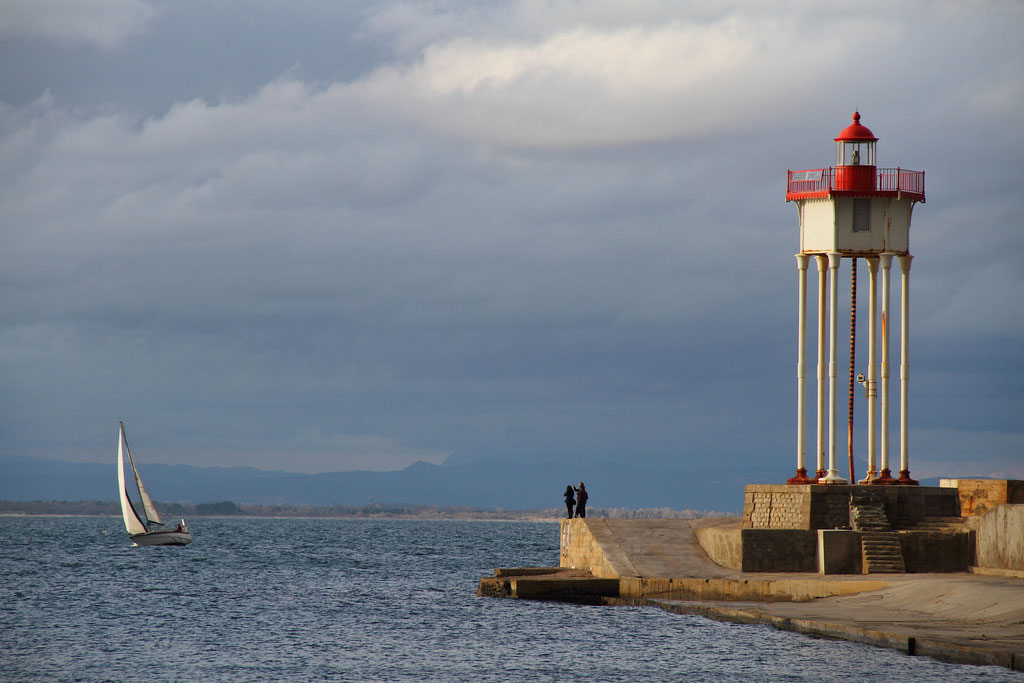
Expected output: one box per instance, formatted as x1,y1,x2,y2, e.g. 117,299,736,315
975,504,1024,571
559,518,623,578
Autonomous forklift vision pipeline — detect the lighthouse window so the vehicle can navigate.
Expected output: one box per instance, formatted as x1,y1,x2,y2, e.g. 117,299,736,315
845,142,863,165
837,140,876,166
852,199,871,232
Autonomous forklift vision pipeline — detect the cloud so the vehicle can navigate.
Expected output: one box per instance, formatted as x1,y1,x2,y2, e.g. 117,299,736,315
0,0,159,50
1,0,1022,475
354,18,850,148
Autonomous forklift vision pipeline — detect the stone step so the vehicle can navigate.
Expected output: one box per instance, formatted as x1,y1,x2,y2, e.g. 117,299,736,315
865,563,906,574
853,511,888,519
850,501,893,536
902,516,966,530
860,529,906,574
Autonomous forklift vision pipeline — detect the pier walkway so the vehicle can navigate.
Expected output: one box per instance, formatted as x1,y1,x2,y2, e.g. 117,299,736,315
480,518,1024,671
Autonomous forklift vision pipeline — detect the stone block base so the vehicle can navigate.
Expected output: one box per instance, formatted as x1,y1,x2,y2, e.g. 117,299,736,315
743,484,960,530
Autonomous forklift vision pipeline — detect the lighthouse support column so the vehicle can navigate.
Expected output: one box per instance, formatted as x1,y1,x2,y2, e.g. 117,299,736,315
898,255,918,485
789,254,813,484
823,252,847,483
815,255,828,479
876,253,895,483
861,257,880,483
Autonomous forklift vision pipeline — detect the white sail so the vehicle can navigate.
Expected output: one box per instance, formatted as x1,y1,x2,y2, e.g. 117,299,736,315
118,424,148,535
123,432,163,526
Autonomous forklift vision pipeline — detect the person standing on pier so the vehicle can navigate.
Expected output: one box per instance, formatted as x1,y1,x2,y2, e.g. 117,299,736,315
563,485,575,518
574,482,588,518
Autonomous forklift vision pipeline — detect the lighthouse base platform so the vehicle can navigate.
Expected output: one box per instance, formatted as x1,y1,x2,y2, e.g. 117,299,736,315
741,483,960,530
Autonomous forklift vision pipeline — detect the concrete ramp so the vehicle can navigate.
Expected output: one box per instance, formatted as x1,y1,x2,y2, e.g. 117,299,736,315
562,519,738,579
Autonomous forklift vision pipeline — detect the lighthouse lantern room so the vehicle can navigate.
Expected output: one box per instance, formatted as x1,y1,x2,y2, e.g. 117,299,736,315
785,112,925,487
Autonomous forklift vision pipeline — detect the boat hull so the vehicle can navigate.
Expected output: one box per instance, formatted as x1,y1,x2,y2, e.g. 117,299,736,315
130,531,192,546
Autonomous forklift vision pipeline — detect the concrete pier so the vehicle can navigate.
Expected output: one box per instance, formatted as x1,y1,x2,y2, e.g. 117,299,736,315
480,502,1024,671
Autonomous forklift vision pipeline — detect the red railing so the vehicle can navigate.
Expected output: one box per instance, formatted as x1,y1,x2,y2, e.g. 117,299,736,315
787,167,925,201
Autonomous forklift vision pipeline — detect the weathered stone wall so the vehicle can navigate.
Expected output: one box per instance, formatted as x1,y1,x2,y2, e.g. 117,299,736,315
559,518,618,578
810,487,857,529
887,486,960,527
898,531,971,573
941,479,1024,518
743,484,959,530
974,504,1024,571
743,485,814,529
696,525,832,573
740,529,818,572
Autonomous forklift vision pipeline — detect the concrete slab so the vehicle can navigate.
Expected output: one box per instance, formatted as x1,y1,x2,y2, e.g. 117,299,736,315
568,519,738,579
652,574,1024,671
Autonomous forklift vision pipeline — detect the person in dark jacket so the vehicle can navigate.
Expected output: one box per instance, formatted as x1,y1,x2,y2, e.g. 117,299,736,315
574,482,588,518
563,485,575,518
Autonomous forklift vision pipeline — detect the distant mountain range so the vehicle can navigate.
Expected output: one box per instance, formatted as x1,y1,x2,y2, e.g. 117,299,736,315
1,454,890,514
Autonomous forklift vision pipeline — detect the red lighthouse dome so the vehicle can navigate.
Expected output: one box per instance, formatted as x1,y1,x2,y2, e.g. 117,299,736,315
834,111,877,191
835,111,878,143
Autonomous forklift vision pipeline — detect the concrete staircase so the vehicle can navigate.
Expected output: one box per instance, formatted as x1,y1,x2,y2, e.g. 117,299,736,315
850,491,906,574
859,532,906,574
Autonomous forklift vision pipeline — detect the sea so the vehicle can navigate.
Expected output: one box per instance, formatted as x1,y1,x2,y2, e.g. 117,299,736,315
1,516,1018,682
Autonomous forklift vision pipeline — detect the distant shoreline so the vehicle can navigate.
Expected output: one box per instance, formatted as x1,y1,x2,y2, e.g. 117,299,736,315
0,512,562,522
0,499,727,521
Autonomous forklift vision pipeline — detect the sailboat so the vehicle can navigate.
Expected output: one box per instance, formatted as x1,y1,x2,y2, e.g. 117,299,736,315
117,421,192,546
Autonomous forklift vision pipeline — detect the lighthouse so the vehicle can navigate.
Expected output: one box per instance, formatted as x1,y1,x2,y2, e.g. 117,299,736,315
786,113,925,486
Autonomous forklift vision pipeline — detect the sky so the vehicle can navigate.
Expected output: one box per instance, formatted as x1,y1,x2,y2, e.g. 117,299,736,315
1,0,1022,480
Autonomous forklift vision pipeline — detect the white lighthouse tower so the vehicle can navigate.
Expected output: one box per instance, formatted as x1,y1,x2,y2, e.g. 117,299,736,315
786,112,925,486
